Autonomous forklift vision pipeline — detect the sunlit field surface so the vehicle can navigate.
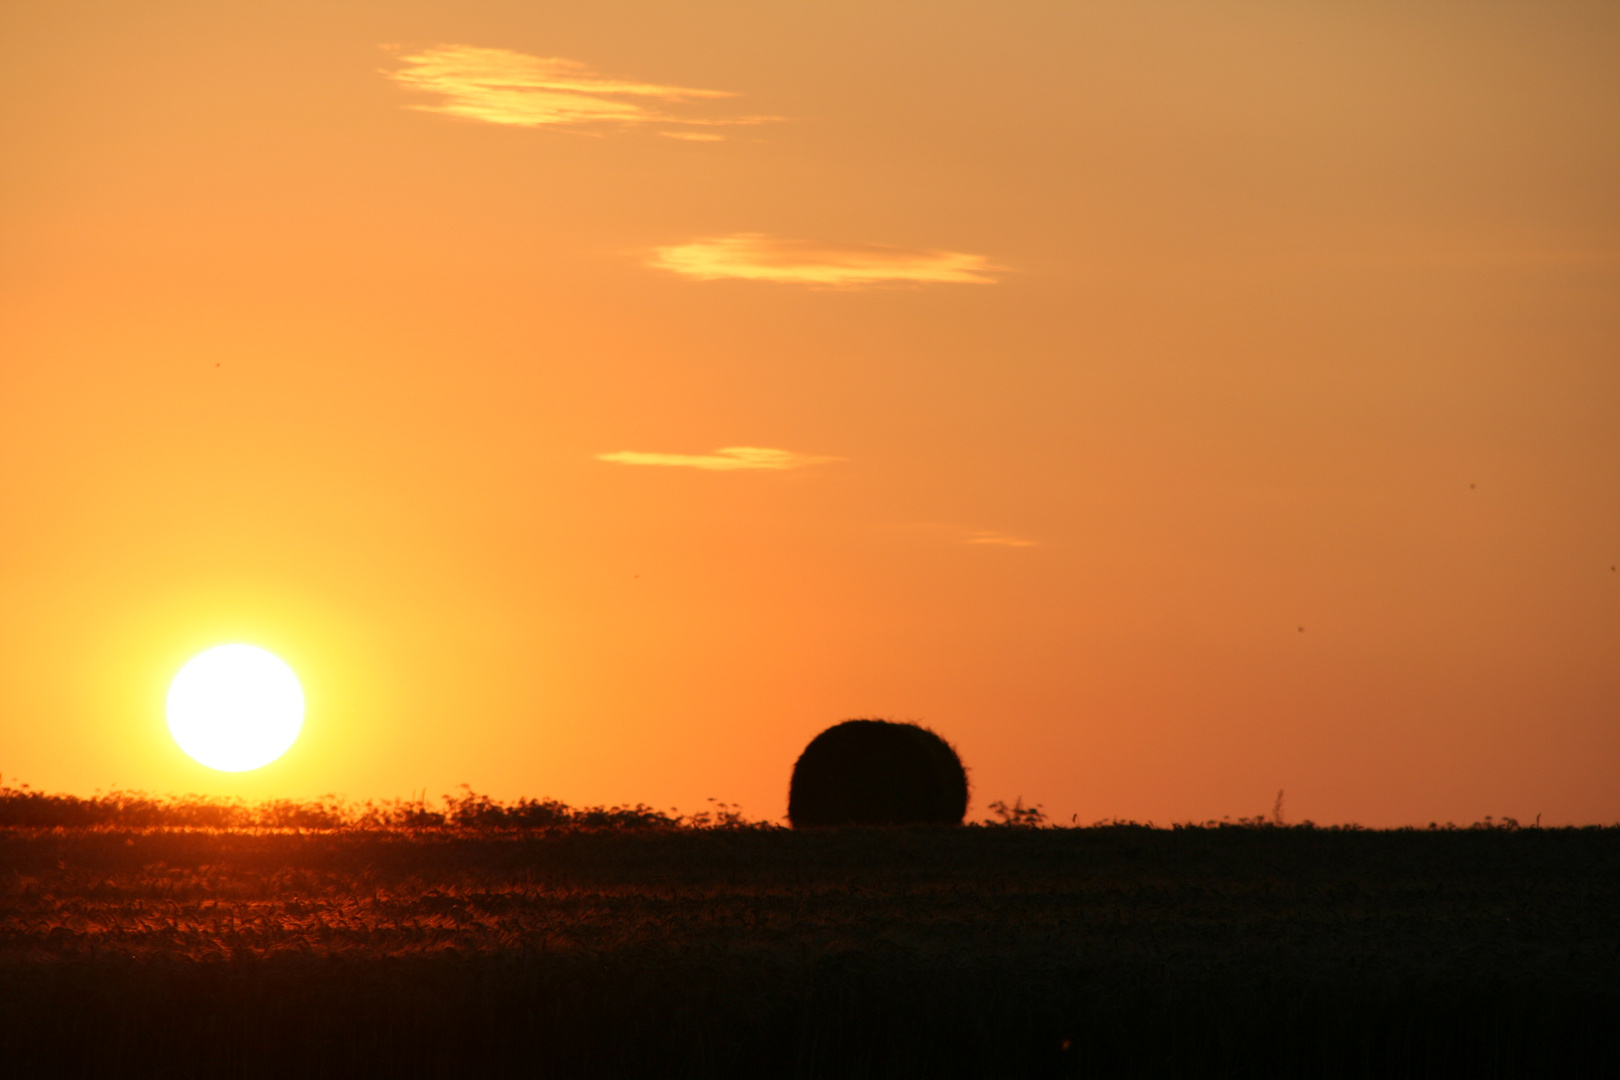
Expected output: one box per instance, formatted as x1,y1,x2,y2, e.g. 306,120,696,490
0,790,1615,1078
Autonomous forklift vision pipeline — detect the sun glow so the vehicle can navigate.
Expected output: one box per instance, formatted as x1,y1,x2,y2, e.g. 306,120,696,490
166,645,305,772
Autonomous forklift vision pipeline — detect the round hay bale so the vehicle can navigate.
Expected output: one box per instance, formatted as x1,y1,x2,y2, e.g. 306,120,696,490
788,719,968,827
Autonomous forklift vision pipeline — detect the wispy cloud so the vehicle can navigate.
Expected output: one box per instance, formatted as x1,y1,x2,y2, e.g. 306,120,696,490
966,531,1037,547
384,45,780,136
648,234,1002,286
596,446,841,471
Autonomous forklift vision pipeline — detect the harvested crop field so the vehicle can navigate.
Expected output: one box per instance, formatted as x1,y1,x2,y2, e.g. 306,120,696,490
2,822,1616,1078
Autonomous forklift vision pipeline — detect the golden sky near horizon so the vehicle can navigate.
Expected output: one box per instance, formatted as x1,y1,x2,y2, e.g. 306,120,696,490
1,1,1617,825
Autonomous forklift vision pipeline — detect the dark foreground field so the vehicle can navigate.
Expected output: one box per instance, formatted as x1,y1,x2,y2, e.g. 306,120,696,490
2,821,1616,1079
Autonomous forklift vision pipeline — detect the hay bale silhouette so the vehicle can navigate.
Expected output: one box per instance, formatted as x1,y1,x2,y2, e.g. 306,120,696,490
788,719,968,827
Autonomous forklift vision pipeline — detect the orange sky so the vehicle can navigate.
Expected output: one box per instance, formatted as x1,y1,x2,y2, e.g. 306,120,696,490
2,1,1617,825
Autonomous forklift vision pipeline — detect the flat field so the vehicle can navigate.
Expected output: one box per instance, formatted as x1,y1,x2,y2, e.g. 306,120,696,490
1,822,1616,1078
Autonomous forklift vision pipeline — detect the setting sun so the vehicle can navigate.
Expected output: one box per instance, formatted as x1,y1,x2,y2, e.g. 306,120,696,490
166,645,304,772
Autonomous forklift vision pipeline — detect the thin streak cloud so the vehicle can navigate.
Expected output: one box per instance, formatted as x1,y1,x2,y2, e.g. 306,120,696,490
596,446,841,471
966,531,1037,547
384,45,780,135
649,234,1002,286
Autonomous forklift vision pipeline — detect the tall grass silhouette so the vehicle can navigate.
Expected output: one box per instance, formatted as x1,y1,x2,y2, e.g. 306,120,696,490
0,777,753,832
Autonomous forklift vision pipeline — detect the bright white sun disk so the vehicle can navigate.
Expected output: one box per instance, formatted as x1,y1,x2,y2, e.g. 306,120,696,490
167,645,304,772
